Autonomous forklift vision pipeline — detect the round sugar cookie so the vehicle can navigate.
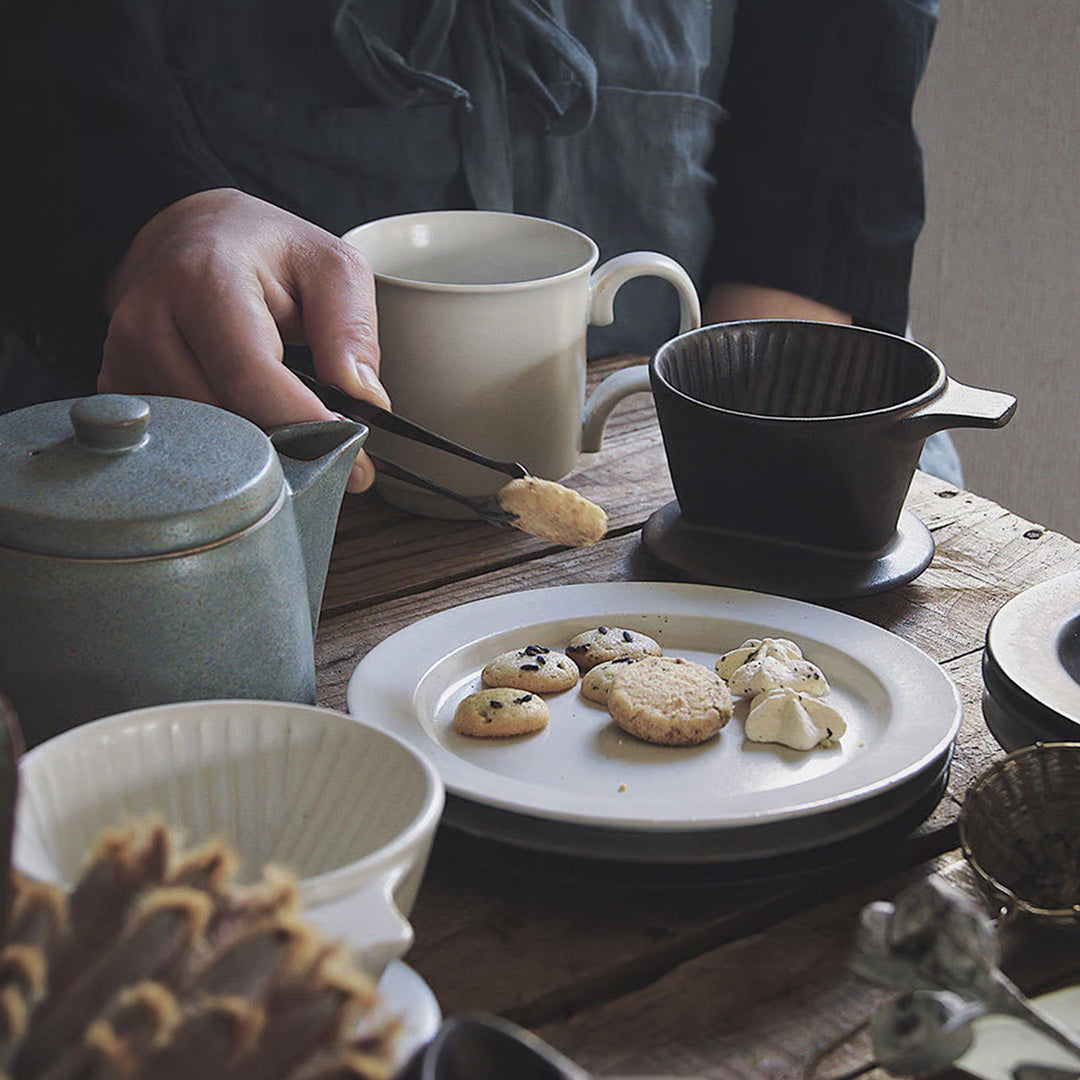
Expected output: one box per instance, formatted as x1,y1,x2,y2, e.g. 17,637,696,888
453,687,550,737
481,645,579,693
607,657,733,747
565,626,662,672
580,656,639,704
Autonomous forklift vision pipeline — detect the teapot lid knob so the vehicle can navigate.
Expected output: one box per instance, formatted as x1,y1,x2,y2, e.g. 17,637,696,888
70,395,151,452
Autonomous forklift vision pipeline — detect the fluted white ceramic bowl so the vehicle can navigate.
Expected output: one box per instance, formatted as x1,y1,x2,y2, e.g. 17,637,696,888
13,700,444,975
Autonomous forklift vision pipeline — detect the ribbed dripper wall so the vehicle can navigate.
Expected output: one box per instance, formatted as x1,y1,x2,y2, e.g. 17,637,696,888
657,323,938,419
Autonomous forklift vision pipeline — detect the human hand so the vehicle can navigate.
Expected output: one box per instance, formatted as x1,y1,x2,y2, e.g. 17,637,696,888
100,188,387,492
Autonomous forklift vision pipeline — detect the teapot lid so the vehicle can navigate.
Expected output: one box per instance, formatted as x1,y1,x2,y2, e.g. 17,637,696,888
0,394,283,558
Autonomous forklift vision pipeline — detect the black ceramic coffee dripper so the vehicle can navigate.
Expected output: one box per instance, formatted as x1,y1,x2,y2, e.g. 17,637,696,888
641,321,1016,600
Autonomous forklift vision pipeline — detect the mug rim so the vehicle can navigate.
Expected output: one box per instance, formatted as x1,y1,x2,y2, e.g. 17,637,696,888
651,320,948,425
342,210,600,293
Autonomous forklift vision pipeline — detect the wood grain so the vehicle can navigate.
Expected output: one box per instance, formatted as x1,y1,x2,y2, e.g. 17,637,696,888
312,353,1080,1079
532,854,1080,1080
531,856,956,1080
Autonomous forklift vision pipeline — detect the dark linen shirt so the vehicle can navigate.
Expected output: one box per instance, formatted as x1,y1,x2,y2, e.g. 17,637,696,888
0,0,938,399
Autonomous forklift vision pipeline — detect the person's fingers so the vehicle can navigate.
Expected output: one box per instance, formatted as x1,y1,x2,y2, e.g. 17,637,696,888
289,240,390,409
100,189,383,496
99,300,218,404
323,409,378,494
174,271,335,430
172,271,378,494
346,450,376,494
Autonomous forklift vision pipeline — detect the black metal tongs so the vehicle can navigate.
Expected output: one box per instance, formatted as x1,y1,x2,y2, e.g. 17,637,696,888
290,369,528,527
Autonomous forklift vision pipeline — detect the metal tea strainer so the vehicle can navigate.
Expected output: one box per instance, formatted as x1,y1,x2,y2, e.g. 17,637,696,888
959,742,1080,925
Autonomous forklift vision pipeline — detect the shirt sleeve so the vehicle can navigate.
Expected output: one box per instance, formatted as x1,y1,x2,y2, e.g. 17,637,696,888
0,1,234,387
706,0,939,334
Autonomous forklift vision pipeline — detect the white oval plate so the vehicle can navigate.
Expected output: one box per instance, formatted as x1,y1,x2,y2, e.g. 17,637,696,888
347,583,960,832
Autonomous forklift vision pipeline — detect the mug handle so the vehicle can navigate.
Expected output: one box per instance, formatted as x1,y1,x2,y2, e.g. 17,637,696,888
581,252,701,453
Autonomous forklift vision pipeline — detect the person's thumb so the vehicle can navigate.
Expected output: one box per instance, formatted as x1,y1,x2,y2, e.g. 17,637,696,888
297,241,391,409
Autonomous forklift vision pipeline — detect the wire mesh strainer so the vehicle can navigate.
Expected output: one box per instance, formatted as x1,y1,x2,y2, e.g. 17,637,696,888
959,742,1080,925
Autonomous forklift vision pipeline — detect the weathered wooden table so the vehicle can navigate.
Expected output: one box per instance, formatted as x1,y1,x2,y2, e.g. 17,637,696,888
315,355,1080,1079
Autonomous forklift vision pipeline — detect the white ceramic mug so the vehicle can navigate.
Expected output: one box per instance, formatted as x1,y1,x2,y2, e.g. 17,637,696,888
343,210,701,518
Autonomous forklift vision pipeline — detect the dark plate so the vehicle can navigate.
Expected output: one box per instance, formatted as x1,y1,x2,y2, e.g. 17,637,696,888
982,652,1079,752
437,755,951,889
984,571,1080,730
980,688,1065,753
439,747,953,879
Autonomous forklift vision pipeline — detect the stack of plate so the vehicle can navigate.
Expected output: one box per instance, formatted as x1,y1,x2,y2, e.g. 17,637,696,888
348,583,962,876
982,570,1080,750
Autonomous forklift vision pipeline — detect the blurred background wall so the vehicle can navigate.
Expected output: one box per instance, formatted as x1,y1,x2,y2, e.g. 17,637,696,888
911,0,1080,538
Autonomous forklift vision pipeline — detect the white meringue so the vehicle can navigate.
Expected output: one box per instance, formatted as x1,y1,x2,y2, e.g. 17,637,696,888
715,637,804,680
744,687,847,751
727,654,830,698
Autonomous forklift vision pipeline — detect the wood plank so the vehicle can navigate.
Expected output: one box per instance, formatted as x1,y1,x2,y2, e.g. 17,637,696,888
531,854,1080,1080
844,472,1080,665
316,475,1080,714
322,349,1078,622
322,430,1080,653
404,827,961,1029
313,501,1068,1031
386,649,988,1022
316,532,645,711
529,855,964,1080
313,478,1078,1030
941,651,1007,806
313,460,1077,1019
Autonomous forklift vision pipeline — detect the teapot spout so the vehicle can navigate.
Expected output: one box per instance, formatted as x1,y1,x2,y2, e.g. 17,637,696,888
270,420,367,633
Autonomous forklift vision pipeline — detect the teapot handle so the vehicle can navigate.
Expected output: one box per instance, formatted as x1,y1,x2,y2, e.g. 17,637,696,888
897,378,1017,441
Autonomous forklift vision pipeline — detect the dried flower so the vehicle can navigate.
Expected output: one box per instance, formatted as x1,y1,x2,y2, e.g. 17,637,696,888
0,697,398,1080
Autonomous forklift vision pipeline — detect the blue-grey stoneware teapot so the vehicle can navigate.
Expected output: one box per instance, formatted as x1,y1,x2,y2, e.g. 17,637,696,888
0,394,366,747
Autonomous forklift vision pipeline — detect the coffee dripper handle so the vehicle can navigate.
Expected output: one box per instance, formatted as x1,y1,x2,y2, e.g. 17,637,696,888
581,251,702,453
899,378,1018,441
